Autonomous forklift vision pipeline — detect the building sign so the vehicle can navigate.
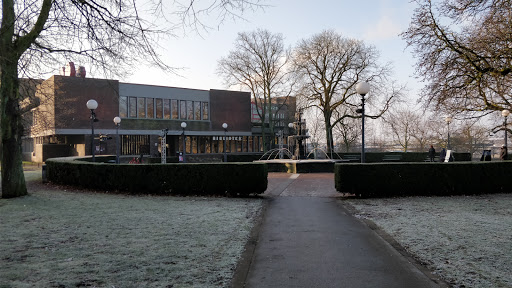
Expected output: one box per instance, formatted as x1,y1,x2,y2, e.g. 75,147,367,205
213,136,243,141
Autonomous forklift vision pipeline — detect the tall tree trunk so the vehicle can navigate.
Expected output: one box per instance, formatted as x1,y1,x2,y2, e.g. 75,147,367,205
267,100,275,150
260,101,267,153
1,61,27,198
261,127,267,153
324,113,334,155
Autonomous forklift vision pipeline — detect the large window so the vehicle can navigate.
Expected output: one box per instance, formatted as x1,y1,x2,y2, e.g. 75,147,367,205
156,98,163,119
180,100,187,119
137,97,146,118
231,138,236,153
185,136,191,153
172,100,179,119
129,97,137,118
121,135,150,155
187,101,194,120
194,101,201,120
205,137,211,153
202,102,209,120
122,96,209,121
120,96,128,118
192,136,198,153
248,136,253,152
147,98,154,119
164,99,171,119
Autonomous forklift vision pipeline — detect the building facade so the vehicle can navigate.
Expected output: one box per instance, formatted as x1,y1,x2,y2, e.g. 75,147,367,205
23,74,296,162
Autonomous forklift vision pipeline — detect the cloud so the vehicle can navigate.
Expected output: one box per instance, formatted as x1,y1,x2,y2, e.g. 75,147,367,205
363,15,402,41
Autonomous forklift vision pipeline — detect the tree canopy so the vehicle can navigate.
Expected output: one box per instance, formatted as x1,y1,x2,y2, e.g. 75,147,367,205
0,0,263,198
217,29,292,151
402,0,512,117
291,30,402,154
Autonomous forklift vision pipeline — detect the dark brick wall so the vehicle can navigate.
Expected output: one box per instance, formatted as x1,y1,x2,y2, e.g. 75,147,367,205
42,144,72,161
120,118,210,131
210,89,251,132
53,75,119,129
31,77,56,135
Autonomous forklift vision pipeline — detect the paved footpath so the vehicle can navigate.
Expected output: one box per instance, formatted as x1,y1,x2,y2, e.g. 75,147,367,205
240,173,444,288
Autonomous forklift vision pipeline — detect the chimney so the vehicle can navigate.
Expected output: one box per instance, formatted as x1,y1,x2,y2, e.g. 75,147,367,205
76,66,86,78
64,62,76,77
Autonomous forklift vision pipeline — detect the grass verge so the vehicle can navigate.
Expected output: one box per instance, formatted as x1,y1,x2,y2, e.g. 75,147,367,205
0,170,263,288
345,195,512,288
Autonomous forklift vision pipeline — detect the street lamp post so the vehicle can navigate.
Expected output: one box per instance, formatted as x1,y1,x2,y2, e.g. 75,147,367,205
113,116,121,164
278,130,284,159
502,109,510,148
445,116,453,150
355,81,370,163
222,123,228,162
181,122,187,163
288,122,295,159
86,99,98,162
161,128,169,164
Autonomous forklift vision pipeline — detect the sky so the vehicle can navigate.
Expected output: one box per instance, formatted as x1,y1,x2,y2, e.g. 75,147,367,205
123,0,421,101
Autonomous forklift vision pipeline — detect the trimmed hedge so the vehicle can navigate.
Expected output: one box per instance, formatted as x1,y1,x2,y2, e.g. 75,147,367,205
333,152,471,162
335,161,512,198
146,157,180,163
46,157,267,196
261,160,335,173
227,153,265,162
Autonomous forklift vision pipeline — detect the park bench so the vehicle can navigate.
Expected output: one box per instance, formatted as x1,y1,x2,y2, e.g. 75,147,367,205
343,154,361,162
382,154,402,162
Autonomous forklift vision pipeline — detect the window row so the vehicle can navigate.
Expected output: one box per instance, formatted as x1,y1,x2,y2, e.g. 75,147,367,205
119,96,209,121
177,136,265,154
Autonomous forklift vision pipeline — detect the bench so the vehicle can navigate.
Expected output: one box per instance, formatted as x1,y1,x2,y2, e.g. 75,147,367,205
382,154,402,162
343,154,361,162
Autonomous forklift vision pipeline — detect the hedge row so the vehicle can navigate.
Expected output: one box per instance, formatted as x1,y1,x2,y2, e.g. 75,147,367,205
45,158,267,196
335,161,512,198
145,154,264,163
261,160,334,173
227,153,265,162
332,152,472,162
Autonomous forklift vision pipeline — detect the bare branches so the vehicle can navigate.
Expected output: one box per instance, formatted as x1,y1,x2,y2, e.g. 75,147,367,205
0,0,267,198
171,0,266,35
291,30,403,152
217,29,293,150
3,0,268,81
402,0,512,117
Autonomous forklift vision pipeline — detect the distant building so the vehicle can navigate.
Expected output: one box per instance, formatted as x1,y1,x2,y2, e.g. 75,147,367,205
22,70,297,162
251,96,296,146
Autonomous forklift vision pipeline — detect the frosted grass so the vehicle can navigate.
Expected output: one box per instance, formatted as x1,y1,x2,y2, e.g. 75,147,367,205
346,194,512,288
0,171,263,288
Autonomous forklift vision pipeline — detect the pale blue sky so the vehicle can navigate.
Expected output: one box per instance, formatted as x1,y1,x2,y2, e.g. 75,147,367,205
125,0,420,100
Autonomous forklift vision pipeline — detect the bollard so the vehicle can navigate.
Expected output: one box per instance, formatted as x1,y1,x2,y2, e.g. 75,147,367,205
42,164,48,183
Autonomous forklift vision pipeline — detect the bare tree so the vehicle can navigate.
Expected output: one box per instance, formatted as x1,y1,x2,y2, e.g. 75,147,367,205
0,0,264,198
291,30,402,154
303,107,324,157
410,114,444,152
217,29,292,152
454,120,491,155
402,0,512,118
383,107,421,152
332,108,360,153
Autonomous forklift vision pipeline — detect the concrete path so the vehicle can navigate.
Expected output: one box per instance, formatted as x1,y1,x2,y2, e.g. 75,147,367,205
241,173,442,288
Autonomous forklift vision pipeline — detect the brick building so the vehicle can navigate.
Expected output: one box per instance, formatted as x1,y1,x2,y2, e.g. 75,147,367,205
23,73,296,162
